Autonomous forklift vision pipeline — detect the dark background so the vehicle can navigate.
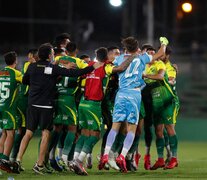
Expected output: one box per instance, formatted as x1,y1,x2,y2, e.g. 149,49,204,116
0,0,207,118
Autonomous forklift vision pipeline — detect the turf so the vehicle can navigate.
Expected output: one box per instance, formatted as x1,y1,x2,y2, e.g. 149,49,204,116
1,138,207,180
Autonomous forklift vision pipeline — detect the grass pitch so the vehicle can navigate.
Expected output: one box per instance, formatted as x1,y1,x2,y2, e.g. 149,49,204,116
1,138,207,180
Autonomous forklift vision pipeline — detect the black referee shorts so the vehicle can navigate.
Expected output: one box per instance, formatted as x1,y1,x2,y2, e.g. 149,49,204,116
26,105,54,132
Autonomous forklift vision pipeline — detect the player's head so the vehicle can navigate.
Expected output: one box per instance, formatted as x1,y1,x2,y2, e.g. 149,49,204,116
66,42,78,56
54,48,66,57
38,43,54,61
79,54,91,64
141,44,154,53
54,33,70,49
4,51,17,66
121,37,139,54
28,48,38,62
107,46,120,62
95,47,108,62
146,46,156,56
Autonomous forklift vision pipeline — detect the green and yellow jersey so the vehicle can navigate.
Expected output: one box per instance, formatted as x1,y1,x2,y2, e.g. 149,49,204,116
0,66,22,111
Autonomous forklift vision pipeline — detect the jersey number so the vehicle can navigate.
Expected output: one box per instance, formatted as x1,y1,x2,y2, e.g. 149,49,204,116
0,82,10,99
125,58,140,78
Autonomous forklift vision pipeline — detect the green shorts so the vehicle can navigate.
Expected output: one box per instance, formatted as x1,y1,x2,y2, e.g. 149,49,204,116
78,98,102,131
1,108,19,130
153,98,180,125
53,95,78,126
17,95,28,127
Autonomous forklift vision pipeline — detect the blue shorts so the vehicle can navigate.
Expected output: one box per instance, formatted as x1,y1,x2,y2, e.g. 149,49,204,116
112,89,141,125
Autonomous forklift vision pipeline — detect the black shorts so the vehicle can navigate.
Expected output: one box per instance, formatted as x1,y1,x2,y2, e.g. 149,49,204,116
26,105,54,132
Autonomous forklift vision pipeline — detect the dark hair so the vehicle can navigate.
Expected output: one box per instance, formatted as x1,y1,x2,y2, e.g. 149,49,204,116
54,33,70,47
79,54,90,59
166,46,172,55
66,42,77,53
38,43,53,60
4,51,17,65
107,46,119,52
141,44,153,51
95,47,108,62
54,48,65,55
28,48,38,55
121,37,138,53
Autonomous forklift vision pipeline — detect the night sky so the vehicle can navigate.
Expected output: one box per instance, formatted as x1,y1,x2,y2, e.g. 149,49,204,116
0,0,206,54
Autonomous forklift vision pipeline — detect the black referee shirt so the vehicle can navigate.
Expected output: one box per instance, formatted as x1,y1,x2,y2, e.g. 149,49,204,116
22,59,94,107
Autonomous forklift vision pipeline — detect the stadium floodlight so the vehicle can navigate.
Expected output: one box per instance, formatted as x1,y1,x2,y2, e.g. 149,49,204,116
109,0,123,7
182,2,192,13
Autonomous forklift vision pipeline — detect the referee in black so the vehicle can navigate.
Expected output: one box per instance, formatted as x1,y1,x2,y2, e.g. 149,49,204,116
17,43,103,174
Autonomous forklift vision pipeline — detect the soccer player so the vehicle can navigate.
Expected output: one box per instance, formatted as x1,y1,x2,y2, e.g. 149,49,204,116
0,51,22,173
54,33,70,51
79,54,91,64
16,43,103,175
11,49,38,170
72,47,134,175
98,37,169,173
143,46,179,170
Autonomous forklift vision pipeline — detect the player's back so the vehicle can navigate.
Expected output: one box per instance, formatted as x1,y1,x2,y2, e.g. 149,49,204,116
114,53,151,90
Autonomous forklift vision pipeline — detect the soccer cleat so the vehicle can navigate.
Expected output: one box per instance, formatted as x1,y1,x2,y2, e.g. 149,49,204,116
44,162,54,173
164,157,178,170
126,159,137,172
144,154,151,170
16,161,25,171
150,158,165,170
72,160,88,176
50,159,63,172
10,161,20,174
108,158,120,171
116,154,127,173
68,161,75,172
0,159,13,173
32,163,46,175
86,153,93,169
56,157,68,171
98,154,109,170
134,152,141,169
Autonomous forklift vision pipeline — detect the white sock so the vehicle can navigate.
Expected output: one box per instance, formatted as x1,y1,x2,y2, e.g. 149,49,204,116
78,151,87,163
49,147,56,160
121,148,128,157
104,145,111,155
145,147,150,155
73,152,80,160
62,154,68,164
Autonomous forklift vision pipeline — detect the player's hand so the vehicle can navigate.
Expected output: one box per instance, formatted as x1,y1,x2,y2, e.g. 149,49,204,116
159,37,169,46
93,62,104,69
65,62,77,69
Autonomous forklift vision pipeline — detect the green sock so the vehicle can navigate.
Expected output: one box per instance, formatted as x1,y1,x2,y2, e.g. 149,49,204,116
10,133,22,159
163,129,169,147
48,130,60,153
0,153,3,158
68,142,76,161
82,136,99,154
111,133,126,153
128,135,140,154
62,132,76,155
169,135,178,157
2,154,9,161
74,135,87,153
156,138,165,158
58,131,67,149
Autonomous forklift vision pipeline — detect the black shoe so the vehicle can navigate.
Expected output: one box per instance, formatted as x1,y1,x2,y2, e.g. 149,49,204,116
0,159,13,173
10,161,20,174
126,159,137,172
32,163,46,175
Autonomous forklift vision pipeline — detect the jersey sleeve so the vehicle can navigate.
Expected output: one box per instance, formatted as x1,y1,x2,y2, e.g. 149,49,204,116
23,62,30,74
75,58,88,69
140,53,152,64
156,61,166,71
104,64,114,75
14,69,23,83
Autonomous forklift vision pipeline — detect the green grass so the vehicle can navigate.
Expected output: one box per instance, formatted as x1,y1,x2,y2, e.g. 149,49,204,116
1,138,207,180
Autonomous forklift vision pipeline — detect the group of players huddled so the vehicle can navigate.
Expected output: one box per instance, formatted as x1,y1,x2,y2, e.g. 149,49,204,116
0,33,179,176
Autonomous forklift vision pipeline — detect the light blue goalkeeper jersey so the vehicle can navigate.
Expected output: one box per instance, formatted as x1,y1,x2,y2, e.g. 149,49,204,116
114,53,152,90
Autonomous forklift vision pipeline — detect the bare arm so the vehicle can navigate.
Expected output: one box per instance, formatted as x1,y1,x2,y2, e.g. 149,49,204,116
112,55,136,73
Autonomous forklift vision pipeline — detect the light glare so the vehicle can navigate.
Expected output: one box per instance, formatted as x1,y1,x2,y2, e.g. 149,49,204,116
182,2,192,13
109,0,122,7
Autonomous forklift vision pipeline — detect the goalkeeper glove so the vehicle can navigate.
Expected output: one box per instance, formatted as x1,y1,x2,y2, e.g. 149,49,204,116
159,37,169,46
